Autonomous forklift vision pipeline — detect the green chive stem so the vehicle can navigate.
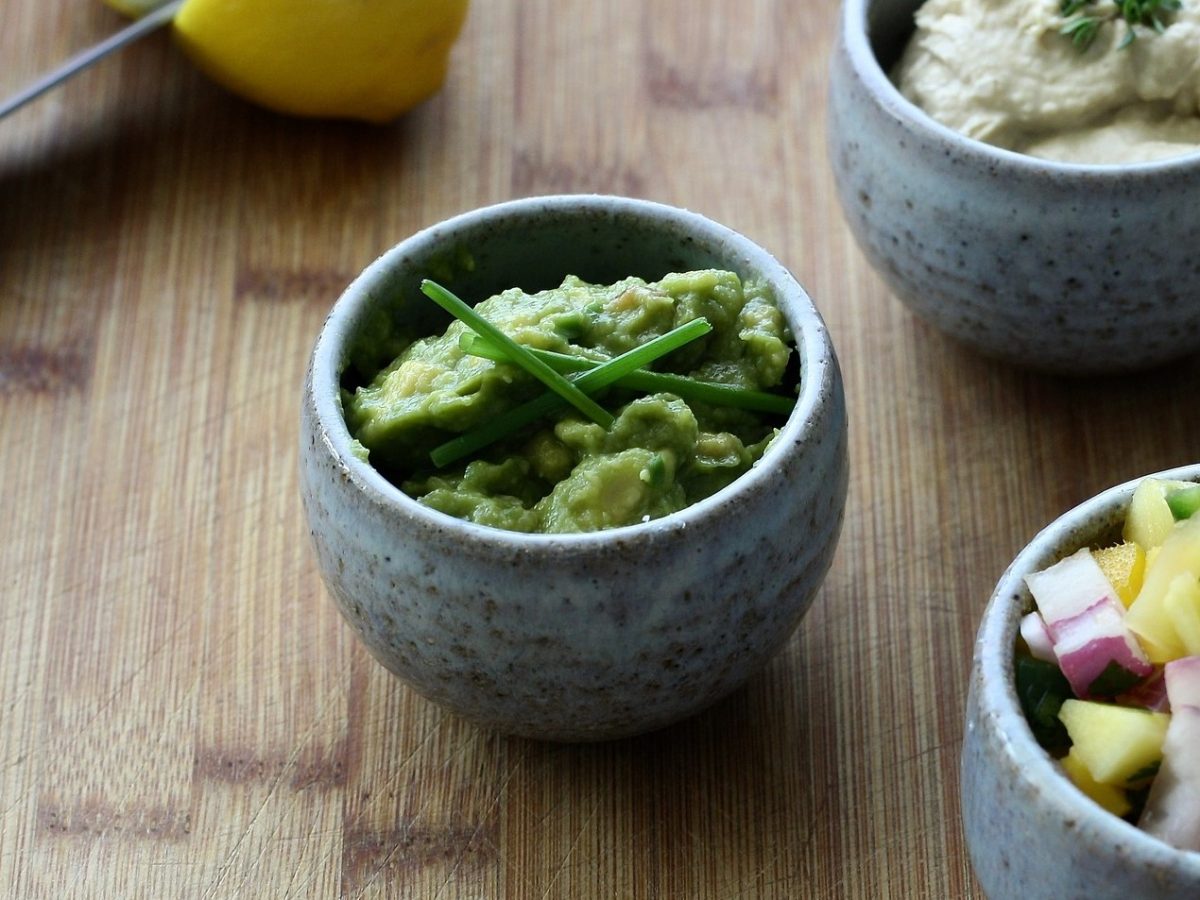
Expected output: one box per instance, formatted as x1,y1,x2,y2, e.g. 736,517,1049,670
431,318,712,468
459,333,794,416
420,279,613,429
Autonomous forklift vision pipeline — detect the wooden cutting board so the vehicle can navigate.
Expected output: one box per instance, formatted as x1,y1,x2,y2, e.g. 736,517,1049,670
2,1,1198,896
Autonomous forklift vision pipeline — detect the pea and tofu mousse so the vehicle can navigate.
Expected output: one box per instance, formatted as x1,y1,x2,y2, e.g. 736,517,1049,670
344,270,796,534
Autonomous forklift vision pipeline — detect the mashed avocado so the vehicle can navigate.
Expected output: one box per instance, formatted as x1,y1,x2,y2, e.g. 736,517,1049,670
345,270,794,533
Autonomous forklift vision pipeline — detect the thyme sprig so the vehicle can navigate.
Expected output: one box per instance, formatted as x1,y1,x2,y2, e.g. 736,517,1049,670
1060,0,1182,51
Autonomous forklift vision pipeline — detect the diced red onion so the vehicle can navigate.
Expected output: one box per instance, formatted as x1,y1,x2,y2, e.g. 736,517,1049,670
1117,667,1169,712
1050,597,1152,699
1139,705,1200,853
1020,611,1057,663
1026,548,1119,626
1164,655,1200,709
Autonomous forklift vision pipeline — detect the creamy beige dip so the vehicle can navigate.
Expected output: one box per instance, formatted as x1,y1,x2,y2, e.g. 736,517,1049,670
893,0,1200,163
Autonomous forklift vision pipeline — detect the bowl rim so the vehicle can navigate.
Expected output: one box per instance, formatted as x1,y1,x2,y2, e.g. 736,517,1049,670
839,0,1200,175
307,193,839,548
976,462,1200,868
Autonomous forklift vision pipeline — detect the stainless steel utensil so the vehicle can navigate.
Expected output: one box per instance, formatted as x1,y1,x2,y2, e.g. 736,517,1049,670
0,0,185,121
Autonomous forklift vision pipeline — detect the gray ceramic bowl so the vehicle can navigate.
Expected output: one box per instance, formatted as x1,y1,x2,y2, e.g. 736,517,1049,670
962,463,1200,899
299,195,849,742
827,0,1200,374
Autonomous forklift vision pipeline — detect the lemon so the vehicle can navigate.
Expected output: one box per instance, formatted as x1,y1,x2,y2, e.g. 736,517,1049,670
106,0,469,122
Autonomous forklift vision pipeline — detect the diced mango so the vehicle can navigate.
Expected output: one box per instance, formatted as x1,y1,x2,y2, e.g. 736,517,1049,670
1094,542,1146,608
1061,749,1132,817
1127,515,1200,662
1058,699,1170,786
1163,574,1200,656
1125,478,1184,551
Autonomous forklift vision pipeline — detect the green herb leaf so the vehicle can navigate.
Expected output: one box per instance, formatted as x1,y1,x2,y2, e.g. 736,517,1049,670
1059,0,1182,50
1124,760,1161,788
1123,782,1153,823
641,453,669,489
1166,484,1200,521
431,318,713,468
420,279,614,430
1015,653,1073,754
1086,660,1144,698
459,333,796,416
1060,14,1103,49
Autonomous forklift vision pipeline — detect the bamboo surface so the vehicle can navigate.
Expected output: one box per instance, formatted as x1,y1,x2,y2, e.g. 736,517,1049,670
3,2,1199,897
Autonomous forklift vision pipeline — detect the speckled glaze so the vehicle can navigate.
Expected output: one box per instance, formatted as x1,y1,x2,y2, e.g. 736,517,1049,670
299,195,849,742
827,0,1200,374
962,464,1200,899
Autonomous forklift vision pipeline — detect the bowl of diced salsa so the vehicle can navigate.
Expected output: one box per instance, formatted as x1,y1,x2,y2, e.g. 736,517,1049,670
962,465,1200,900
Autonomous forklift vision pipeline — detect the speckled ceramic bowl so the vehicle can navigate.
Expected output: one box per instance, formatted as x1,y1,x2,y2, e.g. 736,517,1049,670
299,195,848,742
962,463,1200,899
827,0,1200,374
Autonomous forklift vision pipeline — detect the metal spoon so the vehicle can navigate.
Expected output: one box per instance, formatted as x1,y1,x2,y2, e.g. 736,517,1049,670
0,0,186,121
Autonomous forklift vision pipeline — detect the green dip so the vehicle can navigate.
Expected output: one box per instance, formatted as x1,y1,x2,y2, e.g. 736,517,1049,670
345,269,795,533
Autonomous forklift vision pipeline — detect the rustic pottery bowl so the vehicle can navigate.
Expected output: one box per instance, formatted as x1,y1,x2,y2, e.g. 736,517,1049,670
962,463,1200,899
299,195,849,742
827,0,1200,374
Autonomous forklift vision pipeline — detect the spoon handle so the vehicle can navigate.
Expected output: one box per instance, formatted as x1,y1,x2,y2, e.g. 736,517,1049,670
0,0,186,122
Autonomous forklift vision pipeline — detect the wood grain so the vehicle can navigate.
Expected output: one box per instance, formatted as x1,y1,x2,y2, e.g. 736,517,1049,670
2,1,1199,897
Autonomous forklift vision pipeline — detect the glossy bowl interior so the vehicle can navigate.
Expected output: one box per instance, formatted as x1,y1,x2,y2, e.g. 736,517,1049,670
827,0,1200,374
962,464,1200,899
300,194,849,741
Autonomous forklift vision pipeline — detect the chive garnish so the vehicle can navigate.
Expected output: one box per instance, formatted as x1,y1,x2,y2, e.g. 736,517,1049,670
420,279,613,429
430,318,712,468
459,333,795,416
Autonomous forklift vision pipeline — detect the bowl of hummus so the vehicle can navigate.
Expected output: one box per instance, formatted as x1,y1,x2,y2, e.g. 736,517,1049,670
299,195,849,741
827,0,1200,373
